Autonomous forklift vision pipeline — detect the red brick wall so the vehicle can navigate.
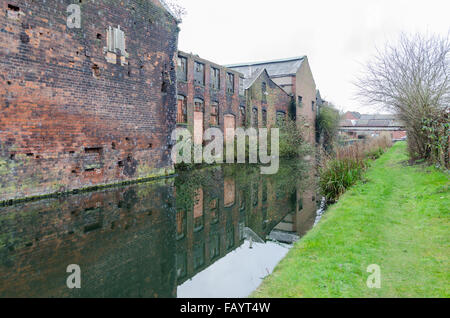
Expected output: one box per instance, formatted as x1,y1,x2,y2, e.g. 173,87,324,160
0,0,179,202
176,52,245,135
392,131,407,140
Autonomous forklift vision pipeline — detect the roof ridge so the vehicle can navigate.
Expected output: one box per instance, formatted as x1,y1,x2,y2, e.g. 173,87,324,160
225,55,306,68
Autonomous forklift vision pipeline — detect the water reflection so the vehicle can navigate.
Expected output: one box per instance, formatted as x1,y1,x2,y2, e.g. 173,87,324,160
0,161,317,298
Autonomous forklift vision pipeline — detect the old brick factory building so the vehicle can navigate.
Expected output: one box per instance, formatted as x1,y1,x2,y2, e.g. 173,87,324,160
0,0,321,203
0,0,179,202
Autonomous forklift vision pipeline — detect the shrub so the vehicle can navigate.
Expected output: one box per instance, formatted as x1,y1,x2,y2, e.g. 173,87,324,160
278,116,311,158
319,158,366,202
319,136,392,202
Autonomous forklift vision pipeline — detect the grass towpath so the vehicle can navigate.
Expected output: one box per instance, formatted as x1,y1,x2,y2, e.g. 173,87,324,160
253,142,449,297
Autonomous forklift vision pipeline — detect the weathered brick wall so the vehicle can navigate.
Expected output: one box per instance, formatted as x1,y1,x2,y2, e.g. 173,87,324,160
245,70,291,129
0,0,179,202
295,58,317,144
176,52,244,135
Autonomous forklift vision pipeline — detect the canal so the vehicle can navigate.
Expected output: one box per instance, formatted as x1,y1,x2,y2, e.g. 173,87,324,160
0,160,319,298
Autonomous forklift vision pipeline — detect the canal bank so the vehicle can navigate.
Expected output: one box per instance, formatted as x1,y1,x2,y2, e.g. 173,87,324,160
253,142,449,297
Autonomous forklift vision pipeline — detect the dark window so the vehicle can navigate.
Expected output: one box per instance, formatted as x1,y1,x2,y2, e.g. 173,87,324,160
262,82,267,103
226,73,234,94
210,67,220,90
298,96,303,107
252,107,258,127
262,109,267,127
194,98,204,112
210,102,219,126
312,101,315,112
177,95,187,124
276,111,286,126
177,56,187,81
194,61,205,86
240,106,246,126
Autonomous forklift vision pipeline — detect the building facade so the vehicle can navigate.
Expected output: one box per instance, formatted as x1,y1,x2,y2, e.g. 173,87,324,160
176,51,245,145
242,68,291,129
0,0,179,202
228,56,318,143
339,112,407,141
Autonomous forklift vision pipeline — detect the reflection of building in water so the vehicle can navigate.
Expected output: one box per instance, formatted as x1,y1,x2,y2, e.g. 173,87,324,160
175,167,300,285
270,179,318,243
0,161,314,298
0,180,177,298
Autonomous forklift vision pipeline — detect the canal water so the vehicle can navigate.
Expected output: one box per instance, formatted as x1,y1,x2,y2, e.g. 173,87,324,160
0,160,319,298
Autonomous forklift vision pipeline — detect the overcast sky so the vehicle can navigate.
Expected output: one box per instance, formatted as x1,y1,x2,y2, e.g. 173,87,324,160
176,0,449,114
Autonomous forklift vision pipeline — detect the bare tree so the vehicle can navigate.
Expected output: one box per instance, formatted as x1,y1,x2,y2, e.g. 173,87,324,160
356,32,450,167
160,0,187,22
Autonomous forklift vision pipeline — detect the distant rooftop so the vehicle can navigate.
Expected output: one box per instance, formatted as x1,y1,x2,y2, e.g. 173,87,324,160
340,113,403,128
226,56,306,78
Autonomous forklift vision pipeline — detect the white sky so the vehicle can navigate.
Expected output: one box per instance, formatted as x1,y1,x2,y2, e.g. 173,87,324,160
176,0,449,114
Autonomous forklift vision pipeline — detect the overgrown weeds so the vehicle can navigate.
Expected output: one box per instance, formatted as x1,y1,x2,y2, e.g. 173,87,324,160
319,136,392,202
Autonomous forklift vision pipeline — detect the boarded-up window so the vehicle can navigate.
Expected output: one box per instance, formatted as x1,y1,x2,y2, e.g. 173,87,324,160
177,95,187,124
211,67,220,90
194,61,205,86
106,26,128,57
194,101,204,145
177,56,187,81
224,178,236,207
224,114,236,144
226,73,234,94
210,102,219,126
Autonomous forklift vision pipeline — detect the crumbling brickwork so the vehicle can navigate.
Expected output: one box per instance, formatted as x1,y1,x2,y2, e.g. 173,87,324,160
0,0,179,202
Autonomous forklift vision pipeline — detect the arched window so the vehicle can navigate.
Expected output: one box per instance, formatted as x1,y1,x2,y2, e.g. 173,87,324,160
239,106,246,127
262,109,267,127
194,98,204,112
276,111,286,127
177,95,187,124
252,107,258,127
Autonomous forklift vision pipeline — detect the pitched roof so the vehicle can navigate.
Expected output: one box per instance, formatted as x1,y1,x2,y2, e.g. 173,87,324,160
242,68,266,89
226,56,306,78
340,114,404,127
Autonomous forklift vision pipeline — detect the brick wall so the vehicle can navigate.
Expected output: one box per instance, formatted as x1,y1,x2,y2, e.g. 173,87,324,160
0,0,179,202
295,58,317,144
245,70,291,129
176,52,245,137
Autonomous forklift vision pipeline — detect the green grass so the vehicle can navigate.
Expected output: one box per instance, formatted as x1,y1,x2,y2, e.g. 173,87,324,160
253,142,449,298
